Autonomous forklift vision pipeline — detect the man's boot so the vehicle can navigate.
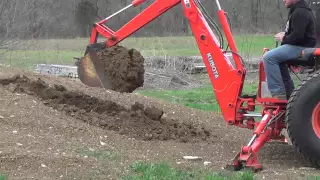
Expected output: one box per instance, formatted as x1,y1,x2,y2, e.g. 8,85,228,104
272,93,287,100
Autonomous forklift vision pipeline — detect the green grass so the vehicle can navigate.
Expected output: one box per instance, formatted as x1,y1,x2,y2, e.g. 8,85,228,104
123,162,255,180
1,50,79,70
120,35,274,57
0,35,274,70
138,83,258,112
0,174,8,180
308,176,320,180
138,76,302,113
139,85,220,111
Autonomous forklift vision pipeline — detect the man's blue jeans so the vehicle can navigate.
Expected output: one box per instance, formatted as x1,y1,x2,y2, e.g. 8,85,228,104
262,44,307,97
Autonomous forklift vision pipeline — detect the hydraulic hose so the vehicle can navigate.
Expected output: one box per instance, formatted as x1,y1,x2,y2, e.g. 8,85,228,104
195,0,224,49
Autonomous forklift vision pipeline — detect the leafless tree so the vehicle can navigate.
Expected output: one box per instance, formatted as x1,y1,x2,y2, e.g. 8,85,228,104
0,0,299,41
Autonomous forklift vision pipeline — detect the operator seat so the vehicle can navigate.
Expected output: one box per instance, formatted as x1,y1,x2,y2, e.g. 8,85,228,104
286,48,318,67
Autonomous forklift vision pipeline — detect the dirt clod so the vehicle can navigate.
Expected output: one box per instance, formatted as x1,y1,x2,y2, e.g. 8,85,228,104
0,75,215,143
96,45,145,93
144,107,163,121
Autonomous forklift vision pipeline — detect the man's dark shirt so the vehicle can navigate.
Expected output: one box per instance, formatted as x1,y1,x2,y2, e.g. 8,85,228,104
282,0,316,47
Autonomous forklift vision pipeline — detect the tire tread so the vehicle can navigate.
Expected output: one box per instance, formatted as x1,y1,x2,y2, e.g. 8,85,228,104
285,70,320,168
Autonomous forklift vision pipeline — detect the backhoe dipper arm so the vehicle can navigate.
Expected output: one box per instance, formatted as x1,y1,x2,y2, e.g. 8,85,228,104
89,0,245,123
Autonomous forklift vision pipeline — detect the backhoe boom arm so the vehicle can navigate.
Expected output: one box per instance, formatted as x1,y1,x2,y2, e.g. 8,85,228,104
89,0,246,123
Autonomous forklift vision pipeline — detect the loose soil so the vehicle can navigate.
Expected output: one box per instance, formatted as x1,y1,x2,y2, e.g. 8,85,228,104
0,74,213,143
96,45,145,93
0,66,318,180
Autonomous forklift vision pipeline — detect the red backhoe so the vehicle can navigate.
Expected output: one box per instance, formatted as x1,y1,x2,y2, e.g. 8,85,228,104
76,0,320,172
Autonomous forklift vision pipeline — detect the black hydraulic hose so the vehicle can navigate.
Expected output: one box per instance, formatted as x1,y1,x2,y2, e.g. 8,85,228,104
197,0,233,51
197,0,224,48
195,10,223,48
223,50,245,65
195,0,224,49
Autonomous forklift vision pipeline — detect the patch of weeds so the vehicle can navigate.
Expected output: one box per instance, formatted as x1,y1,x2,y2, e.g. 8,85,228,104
203,170,255,180
123,162,256,180
231,171,256,180
123,162,195,180
0,174,8,180
308,176,320,180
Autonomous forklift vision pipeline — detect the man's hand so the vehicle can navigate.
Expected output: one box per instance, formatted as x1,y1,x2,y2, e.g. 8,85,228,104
275,32,285,42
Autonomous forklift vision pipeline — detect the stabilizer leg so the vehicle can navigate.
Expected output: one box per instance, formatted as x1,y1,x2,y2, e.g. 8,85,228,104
226,112,274,172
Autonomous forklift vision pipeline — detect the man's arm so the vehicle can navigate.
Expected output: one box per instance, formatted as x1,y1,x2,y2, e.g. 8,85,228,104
282,9,309,45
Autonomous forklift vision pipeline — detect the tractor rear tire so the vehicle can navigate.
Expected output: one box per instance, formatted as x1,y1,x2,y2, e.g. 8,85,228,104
285,71,320,168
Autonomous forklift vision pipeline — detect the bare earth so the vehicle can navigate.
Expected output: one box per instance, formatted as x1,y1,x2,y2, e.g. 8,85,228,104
0,66,318,180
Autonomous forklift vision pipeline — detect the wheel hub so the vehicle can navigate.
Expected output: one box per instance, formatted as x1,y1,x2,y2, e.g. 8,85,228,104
312,103,320,138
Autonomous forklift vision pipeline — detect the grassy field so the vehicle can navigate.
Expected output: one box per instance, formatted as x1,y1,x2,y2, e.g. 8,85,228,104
139,84,258,112
0,35,275,70
0,35,302,114
138,78,302,113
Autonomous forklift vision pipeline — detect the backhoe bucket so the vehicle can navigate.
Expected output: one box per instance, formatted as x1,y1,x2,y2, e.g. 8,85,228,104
76,45,112,89
75,42,145,93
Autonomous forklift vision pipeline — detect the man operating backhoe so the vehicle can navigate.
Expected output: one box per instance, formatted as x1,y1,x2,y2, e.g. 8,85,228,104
263,0,316,100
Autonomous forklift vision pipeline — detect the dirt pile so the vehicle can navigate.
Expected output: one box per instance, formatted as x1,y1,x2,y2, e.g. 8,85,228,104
96,45,145,93
0,74,215,143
